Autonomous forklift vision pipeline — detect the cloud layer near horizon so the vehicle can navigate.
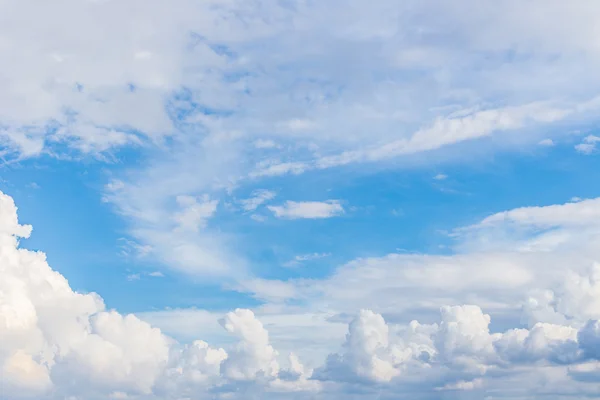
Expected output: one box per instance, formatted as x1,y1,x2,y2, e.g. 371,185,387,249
5,191,600,399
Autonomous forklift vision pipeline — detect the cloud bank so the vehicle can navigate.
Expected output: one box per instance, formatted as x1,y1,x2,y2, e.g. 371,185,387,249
5,191,600,399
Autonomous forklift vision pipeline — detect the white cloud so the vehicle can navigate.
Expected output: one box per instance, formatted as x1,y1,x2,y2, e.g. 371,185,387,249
283,253,331,268
250,213,267,222
437,378,483,391
126,271,165,281
575,144,596,154
173,194,218,232
314,301,599,395
0,190,173,397
233,279,299,303
268,200,344,219
9,1,600,398
232,196,600,350
317,309,399,383
433,173,447,180
1,0,600,164
126,273,141,281
539,138,555,146
0,0,197,158
284,118,316,132
576,135,600,154
118,238,153,259
468,197,600,230
9,190,600,398
0,190,314,399
250,161,308,178
239,189,276,212
314,102,574,170
219,309,280,381
523,264,600,327
253,139,280,149
103,146,243,277
10,0,600,281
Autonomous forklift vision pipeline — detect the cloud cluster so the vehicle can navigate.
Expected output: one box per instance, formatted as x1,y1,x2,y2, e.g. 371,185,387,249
4,0,600,161
313,276,600,396
0,191,312,399
6,189,600,399
5,0,600,280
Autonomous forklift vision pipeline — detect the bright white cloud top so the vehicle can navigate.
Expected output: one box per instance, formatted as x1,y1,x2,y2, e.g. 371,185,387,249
2,1,600,399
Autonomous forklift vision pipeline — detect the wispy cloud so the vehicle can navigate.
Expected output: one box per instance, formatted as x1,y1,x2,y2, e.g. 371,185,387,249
575,135,600,154
268,200,344,219
239,189,276,212
173,195,219,232
538,138,555,146
283,252,331,268
12,0,600,284
127,271,165,281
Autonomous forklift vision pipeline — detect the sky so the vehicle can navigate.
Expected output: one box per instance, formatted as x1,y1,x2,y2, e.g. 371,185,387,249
4,0,600,399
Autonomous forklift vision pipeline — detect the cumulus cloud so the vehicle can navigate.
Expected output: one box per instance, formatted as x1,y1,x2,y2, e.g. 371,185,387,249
317,309,400,383
268,200,344,219
0,190,311,399
219,309,280,381
0,190,171,397
314,299,600,396
8,189,600,398
523,264,600,327
225,195,600,369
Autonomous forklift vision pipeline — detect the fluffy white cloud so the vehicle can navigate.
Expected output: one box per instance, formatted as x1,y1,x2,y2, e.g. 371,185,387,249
219,309,280,381
226,196,600,371
0,190,170,397
0,0,199,157
0,190,311,399
8,189,600,398
314,298,600,396
268,200,344,219
317,309,400,383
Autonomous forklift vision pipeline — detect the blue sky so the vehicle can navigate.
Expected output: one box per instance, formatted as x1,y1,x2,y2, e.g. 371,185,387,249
4,1,600,399
6,136,598,309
